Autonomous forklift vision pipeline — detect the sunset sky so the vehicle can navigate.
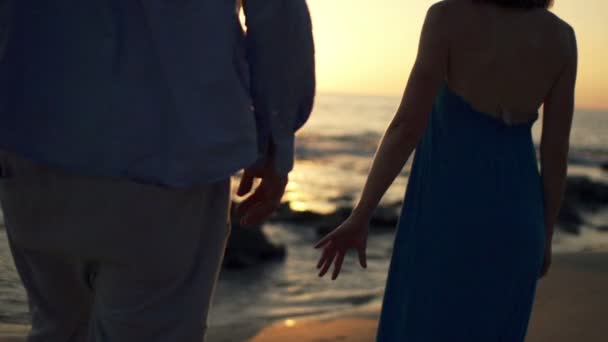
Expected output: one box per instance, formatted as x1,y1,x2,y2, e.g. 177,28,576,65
306,0,608,111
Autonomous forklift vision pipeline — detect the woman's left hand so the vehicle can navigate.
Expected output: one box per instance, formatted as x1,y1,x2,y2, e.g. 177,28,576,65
315,215,369,280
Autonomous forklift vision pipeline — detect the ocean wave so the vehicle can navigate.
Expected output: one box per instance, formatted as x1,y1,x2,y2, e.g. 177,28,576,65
296,131,608,170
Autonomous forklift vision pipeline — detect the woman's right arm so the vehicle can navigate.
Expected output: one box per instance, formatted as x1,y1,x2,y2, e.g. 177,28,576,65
539,25,578,277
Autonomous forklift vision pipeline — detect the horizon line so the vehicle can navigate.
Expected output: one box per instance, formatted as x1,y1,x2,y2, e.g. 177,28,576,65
316,90,608,113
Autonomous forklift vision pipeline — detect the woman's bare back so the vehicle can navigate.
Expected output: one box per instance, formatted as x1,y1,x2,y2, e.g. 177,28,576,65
443,0,576,123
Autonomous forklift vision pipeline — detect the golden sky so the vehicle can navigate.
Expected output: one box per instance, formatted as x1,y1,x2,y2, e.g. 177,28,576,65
307,0,608,110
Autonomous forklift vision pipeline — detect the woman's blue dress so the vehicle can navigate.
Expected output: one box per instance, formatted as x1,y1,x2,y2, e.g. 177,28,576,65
377,85,546,341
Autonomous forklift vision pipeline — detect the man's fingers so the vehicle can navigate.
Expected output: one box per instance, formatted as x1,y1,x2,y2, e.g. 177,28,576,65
331,250,346,280
236,189,264,218
241,204,262,225
238,178,285,219
237,171,255,196
242,202,278,226
236,200,255,219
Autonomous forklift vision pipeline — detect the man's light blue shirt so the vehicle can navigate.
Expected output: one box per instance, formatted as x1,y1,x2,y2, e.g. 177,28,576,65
0,0,315,186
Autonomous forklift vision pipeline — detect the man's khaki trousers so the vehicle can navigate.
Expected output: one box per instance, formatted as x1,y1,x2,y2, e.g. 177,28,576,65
0,151,231,342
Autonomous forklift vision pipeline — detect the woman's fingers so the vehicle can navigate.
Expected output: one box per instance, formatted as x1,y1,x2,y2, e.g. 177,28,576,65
357,245,367,269
318,247,338,277
314,232,335,249
332,250,346,280
317,242,333,269
315,223,370,279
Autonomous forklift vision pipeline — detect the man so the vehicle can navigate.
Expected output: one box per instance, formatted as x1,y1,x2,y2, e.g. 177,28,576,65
0,1,314,341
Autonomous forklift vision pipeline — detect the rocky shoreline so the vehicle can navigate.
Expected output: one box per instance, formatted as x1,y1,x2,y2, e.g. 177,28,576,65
224,175,608,268
2,175,601,270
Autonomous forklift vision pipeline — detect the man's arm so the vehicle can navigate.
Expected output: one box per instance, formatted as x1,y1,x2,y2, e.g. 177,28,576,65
236,0,315,225
243,0,315,175
0,0,13,58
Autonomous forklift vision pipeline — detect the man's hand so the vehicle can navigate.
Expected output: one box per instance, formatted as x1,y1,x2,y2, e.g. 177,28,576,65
236,162,288,226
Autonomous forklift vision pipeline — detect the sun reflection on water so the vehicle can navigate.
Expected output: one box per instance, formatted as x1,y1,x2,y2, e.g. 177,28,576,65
284,176,339,214
289,200,310,212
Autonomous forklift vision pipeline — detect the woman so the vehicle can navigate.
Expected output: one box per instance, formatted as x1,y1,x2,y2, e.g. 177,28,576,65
315,0,577,340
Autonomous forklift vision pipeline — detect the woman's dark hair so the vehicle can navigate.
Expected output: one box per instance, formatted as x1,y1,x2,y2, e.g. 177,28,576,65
476,0,553,9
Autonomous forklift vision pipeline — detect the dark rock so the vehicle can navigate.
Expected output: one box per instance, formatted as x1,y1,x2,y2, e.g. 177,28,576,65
601,162,608,172
558,223,581,235
271,200,401,230
223,205,286,269
557,200,583,234
316,225,334,237
315,209,351,233
597,225,608,232
564,177,608,210
269,203,327,224
370,204,401,228
283,210,325,223
316,207,352,236
551,177,608,234
329,194,355,203
268,202,294,221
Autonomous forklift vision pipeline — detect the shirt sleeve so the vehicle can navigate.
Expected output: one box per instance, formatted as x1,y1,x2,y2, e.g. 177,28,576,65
0,0,13,57
243,0,315,175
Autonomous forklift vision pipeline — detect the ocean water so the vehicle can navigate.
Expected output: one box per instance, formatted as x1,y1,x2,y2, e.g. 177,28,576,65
1,93,607,329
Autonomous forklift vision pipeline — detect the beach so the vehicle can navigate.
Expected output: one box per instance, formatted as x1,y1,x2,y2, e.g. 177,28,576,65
215,252,608,341
0,95,606,341
1,252,606,342
1,0,607,339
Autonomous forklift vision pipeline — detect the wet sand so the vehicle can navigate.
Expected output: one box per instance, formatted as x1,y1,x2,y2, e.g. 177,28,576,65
244,252,608,342
2,252,607,342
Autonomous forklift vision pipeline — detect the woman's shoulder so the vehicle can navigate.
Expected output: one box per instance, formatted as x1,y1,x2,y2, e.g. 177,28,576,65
422,0,486,27
539,8,575,36
540,11,577,58
429,0,476,14
419,0,461,29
